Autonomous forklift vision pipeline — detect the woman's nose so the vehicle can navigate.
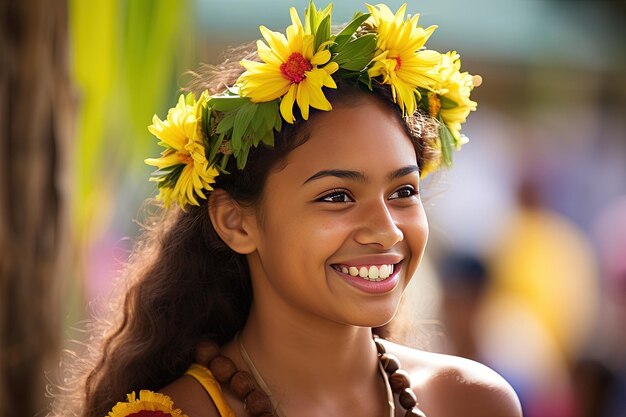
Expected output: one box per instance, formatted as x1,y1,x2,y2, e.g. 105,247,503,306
353,199,403,249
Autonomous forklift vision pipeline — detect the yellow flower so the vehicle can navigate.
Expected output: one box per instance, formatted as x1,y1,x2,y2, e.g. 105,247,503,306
145,93,219,208
436,51,478,144
107,390,187,417
237,7,339,123
366,3,441,116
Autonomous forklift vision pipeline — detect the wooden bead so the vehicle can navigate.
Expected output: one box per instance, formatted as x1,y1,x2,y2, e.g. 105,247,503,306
404,406,427,417
380,353,400,374
210,355,237,383
389,369,411,393
244,389,274,416
195,340,220,365
379,353,389,368
230,370,256,398
399,387,418,409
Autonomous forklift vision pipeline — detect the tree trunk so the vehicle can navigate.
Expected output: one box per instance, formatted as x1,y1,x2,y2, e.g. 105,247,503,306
0,0,73,415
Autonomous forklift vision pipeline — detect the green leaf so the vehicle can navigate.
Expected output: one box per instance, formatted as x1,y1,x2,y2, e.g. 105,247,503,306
438,119,455,166
265,101,280,131
260,129,274,146
314,15,332,51
263,101,280,132
237,142,252,170
251,101,273,133
202,105,213,141
439,95,458,110
232,101,257,149
361,72,373,90
207,133,225,163
156,164,185,189
218,154,231,173
250,109,265,133
252,130,262,147
209,96,248,112
260,109,274,132
274,109,283,131
332,13,370,52
307,0,317,35
333,34,376,71
216,112,235,134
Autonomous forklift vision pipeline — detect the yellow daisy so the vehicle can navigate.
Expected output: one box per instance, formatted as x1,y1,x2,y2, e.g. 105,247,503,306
436,51,479,144
107,390,187,417
145,92,219,208
366,3,441,115
237,7,339,123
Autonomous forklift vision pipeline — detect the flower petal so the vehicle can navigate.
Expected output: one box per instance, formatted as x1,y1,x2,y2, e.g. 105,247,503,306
296,83,310,120
279,84,298,123
259,26,291,61
311,49,331,66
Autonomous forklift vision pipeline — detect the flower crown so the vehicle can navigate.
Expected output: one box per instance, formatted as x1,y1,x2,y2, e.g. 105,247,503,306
145,2,481,209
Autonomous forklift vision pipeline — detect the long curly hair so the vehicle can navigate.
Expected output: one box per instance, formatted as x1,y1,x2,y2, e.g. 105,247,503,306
48,44,440,417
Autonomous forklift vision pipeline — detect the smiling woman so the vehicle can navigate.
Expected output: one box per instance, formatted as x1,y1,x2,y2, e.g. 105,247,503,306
49,3,518,417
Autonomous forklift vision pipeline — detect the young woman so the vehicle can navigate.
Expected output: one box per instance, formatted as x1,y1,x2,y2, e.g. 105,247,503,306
52,3,521,417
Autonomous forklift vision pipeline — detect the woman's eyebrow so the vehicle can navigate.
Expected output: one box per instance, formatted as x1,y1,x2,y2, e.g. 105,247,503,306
303,169,367,185
388,165,419,181
303,165,419,185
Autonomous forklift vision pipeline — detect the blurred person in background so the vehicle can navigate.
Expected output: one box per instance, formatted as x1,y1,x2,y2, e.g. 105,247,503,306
480,175,599,417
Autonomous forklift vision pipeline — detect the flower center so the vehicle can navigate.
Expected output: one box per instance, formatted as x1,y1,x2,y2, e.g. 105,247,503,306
280,52,312,83
177,151,193,165
395,56,402,71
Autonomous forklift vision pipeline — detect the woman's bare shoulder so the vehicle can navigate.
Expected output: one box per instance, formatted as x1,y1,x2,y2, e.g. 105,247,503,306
159,374,221,417
381,339,522,417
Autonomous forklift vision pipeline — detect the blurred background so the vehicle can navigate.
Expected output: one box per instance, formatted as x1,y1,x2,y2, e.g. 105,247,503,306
1,0,624,416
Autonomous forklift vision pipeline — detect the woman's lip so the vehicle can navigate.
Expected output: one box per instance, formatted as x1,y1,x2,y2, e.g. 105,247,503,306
330,254,404,267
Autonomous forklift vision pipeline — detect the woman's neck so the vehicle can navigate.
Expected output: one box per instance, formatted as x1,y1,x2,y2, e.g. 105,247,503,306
221,301,386,415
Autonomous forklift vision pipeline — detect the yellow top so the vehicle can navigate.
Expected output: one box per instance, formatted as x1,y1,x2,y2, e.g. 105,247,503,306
107,364,235,417
185,363,236,417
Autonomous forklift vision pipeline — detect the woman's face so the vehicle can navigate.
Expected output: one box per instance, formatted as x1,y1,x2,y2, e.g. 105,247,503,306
245,97,429,328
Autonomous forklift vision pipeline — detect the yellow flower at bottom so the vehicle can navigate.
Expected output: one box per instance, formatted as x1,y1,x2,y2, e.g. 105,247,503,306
145,93,219,208
237,7,338,123
366,3,441,115
107,390,187,417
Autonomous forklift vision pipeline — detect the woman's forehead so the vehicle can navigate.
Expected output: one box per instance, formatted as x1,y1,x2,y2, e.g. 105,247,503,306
278,100,417,180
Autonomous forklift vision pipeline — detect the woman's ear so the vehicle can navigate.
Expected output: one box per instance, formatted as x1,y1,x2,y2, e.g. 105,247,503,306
208,189,257,254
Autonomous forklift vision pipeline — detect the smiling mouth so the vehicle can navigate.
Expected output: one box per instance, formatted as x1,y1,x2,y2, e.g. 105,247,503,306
331,263,398,282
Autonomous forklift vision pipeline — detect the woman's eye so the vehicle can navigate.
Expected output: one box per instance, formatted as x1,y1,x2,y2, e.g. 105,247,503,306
318,190,353,203
389,186,418,200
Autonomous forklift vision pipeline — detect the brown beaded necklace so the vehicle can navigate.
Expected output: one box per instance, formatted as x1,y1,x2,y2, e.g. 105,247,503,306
205,334,426,417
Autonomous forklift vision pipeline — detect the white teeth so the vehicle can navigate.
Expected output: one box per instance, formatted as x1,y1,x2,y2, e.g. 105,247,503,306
369,265,379,279
379,264,389,279
337,264,396,281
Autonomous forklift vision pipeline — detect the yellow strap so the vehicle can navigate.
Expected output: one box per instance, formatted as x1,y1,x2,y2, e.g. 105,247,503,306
185,363,236,417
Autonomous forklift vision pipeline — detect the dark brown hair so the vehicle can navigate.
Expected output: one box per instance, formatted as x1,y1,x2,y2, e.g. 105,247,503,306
49,48,439,417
